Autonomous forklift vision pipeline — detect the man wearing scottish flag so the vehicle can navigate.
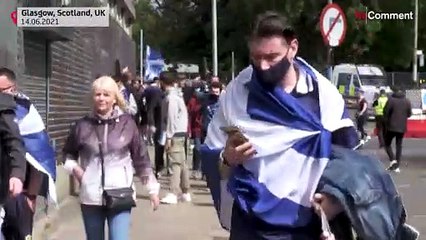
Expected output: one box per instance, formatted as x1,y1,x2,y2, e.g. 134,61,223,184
0,68,57,240
201,12,418,240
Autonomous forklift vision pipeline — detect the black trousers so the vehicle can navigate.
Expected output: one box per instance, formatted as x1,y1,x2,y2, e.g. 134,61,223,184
375,115,385,147
2,194,34,240
154,131,165,176
356,114,367,139
385,131,404,165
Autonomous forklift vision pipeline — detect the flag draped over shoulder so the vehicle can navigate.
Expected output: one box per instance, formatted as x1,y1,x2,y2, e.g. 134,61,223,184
14,94,57,205
201,57,353,230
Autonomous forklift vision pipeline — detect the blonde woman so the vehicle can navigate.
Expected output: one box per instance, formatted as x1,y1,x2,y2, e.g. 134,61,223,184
62,76,160,240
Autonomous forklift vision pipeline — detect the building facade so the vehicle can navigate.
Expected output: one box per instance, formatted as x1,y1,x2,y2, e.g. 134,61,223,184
0,0,137,201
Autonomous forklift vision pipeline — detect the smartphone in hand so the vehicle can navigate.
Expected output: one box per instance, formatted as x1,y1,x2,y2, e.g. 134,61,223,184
220,126,249,146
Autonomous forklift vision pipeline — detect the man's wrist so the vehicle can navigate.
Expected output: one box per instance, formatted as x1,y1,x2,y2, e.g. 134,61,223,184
219,149,232,179
219,150,230,166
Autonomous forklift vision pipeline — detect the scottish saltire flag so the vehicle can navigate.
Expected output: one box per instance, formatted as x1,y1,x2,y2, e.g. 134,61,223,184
14,93,57,205
201,57,354,230
144,45,165,81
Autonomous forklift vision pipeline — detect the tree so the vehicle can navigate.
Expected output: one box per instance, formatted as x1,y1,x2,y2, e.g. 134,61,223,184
133,0,424,76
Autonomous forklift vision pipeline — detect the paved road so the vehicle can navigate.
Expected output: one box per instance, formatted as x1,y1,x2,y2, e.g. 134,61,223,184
360,137,426,236
45,136,426,240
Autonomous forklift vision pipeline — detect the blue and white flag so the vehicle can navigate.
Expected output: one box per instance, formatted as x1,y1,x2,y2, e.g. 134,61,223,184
201,57,353,230
144,45,165,81
14,93,57,205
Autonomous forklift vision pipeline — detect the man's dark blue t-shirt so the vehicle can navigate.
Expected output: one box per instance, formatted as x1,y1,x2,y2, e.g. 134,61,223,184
290,69,358,149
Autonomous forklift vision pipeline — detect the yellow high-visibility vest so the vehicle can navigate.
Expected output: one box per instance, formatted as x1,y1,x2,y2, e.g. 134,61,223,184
374,96,388,116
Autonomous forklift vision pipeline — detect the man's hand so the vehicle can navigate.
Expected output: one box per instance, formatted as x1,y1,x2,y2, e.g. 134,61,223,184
26,196,36,213
165,139,172,152
312,193,343,220
222,129,257,166
9,177,23,197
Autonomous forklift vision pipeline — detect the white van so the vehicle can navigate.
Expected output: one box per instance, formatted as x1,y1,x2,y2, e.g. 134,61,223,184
330,64,391,118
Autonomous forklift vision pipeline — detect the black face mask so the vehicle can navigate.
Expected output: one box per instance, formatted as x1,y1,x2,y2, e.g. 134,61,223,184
210,93,219,101
252,54,291,85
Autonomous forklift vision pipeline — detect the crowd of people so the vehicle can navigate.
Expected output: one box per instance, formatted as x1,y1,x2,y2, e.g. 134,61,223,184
0,10,421,240
0,64,225,239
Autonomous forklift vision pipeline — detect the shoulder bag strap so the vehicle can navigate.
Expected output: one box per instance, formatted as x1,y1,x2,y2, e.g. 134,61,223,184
94,120,134,189
94,125,105,190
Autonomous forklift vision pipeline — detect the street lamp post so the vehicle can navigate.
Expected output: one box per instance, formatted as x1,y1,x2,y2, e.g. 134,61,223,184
327,0,333,80
212,0,218,77
231,51,235,80
140,29,144,80
413,0,419,83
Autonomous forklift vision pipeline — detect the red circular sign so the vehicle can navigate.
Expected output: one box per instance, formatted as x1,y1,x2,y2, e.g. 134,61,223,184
319,3,347,47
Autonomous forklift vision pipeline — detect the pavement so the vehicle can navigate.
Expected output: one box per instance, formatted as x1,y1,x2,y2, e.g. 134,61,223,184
359,137,426,236
36,134,426,240
34,146,229,240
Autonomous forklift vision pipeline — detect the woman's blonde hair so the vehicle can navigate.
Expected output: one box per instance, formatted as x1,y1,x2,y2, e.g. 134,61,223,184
92,76,127,111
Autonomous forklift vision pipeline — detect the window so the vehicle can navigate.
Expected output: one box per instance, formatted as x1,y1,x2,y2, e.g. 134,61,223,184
337,73,352,87
61,0,72,6
352,75,361,88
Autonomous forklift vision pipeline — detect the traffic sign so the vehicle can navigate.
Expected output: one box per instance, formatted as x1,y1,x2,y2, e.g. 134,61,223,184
319,3,347,47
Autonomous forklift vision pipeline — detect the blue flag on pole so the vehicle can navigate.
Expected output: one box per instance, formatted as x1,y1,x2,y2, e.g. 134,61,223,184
144,45,165,81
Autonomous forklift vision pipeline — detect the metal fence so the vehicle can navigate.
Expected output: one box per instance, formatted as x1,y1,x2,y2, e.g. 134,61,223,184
386,72,425,109
387,72,426,89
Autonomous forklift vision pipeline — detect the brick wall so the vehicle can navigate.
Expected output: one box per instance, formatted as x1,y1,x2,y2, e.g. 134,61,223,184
48,30,94,154
48,20,136,158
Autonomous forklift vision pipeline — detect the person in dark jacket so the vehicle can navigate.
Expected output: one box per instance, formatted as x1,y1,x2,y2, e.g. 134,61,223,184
383,87,412,172
0,92,26,205
200,81,222,137
143,78,166,177
356,90,369,143
0,67,51,240
187,88,203,179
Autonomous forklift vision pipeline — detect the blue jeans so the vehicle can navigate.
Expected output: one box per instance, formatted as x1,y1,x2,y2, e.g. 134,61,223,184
81,205,131,240
192,137,202,171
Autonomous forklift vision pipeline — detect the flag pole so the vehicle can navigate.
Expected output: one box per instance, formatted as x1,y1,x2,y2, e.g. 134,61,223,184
413,0,419,84
231,51,235,80
212,0,218,77
140,29,144,80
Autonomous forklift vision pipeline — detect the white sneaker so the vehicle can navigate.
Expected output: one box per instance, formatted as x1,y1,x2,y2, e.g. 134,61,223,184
160,193,178,204
387,160,398,171
394,168,401,173
365,136,371,141
180,193,192,202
